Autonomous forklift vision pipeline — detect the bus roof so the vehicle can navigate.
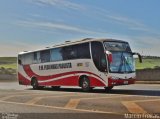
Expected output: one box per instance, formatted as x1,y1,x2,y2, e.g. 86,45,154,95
18,38,128,55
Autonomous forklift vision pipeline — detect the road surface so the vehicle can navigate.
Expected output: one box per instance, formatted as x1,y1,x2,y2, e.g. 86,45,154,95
0,81,159,119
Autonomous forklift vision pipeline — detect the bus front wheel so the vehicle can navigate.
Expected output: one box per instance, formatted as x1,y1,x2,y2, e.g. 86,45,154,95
105,86,114,92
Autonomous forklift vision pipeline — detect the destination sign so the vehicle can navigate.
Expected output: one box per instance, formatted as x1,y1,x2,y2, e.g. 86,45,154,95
39,62,72,70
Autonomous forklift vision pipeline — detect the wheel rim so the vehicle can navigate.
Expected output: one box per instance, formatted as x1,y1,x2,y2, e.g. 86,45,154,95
33,80,37,88
82,79,88,89
33,82,36,87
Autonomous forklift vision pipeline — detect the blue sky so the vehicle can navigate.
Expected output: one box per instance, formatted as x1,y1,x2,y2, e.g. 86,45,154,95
0,0,160,56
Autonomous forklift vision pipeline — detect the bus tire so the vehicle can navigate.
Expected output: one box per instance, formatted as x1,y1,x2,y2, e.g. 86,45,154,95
105,86,114,92
31,78,39,90
81,76,90,92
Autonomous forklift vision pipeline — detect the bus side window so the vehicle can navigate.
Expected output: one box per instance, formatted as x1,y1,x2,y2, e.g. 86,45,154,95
40,50,50,63
33,52,40,64
91,41,107,72
62,46,77,60
21,53,34,65
33,52,37,63
77,43,90,59
50,48,63,61
18,55,22,65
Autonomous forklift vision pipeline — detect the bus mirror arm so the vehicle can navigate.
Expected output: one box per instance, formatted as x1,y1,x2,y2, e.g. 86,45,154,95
132,52,142,63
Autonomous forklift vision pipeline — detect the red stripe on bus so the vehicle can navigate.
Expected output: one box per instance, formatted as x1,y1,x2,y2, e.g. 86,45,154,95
23,65,104,81
18,72,106,87
90,77,106,87
18,72,30,85
39,76,105,87
39,76,79,86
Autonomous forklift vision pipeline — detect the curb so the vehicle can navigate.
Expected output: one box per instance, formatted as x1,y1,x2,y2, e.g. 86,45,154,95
135,81,160,84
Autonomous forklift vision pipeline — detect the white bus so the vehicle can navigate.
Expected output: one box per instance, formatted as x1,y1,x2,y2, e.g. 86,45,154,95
18,38,142,91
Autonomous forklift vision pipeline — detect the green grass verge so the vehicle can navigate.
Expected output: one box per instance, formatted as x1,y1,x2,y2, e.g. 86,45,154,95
136,58,160,69
0,57,17,70
0,57,17,63
0,63,17,69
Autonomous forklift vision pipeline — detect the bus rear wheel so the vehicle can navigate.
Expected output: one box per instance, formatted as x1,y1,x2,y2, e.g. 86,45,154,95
31,78,43,90
81,77,91,92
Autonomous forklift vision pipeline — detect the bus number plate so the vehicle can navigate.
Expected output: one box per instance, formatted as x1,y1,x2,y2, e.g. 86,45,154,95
124,81,128,84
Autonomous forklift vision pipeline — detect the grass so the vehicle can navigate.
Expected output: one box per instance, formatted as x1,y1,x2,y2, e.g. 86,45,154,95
0,57,17,74
136,58,160,70
0,63,17,69
0,57,17,70
0,57,17,63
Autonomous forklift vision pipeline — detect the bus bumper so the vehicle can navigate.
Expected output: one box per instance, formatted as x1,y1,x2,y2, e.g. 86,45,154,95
108,78,135,87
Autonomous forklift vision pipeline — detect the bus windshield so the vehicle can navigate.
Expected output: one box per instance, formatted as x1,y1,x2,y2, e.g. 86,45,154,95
104,42,135,73
109,52,135,73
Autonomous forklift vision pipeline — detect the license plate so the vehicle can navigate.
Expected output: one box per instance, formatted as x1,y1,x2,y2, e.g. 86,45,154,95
124,81,128,84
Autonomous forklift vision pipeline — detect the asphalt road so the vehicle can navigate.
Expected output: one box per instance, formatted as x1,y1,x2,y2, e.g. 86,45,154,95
0,81,160,119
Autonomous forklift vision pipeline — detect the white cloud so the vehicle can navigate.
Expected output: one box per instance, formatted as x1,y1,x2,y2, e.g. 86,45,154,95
15,1,160,56
31,0,85,10
29,0,160,37
0,41,46,57
84,7,160,42
127,36,160,56
17,20,109,35
18,20,141,42
29,0,160,36
89,8,148,32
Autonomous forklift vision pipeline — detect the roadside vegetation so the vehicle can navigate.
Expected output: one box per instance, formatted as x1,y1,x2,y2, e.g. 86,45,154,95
0,57,17,75
136,56,160,70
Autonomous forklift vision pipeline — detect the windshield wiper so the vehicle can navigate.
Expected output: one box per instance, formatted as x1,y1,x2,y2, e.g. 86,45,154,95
123,56,132,72
118,52,133,73
118,52,124,72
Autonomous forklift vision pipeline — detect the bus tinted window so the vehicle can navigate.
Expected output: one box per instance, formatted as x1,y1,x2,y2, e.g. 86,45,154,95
91,41,107,72
18,55,22,65
50,48,63,61
62,46,77,60
62,43,90,60
21,53,34,65
77,43,90,59
33,52,37,61
40,50,50,63
104,42,131,52
33,52,40,64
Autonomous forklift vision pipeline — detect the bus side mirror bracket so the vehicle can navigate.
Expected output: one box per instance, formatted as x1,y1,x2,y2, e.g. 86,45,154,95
132,52,142,63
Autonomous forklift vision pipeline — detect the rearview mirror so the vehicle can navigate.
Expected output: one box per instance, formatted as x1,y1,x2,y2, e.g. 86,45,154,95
132,52,142,63
105,51,113,63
